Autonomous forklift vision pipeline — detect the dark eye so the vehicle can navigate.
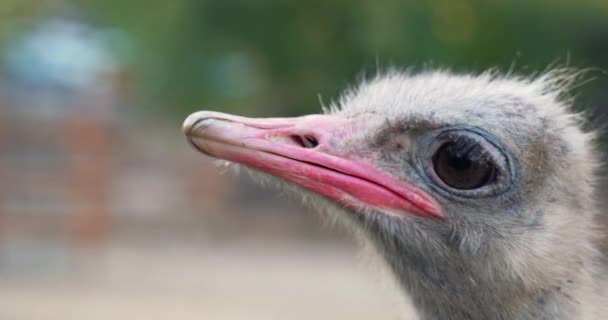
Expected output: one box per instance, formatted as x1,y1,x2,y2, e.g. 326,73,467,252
423,130,510,196
432,140,497,190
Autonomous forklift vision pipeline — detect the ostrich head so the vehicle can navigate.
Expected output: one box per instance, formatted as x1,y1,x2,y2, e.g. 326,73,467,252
183,70,605,319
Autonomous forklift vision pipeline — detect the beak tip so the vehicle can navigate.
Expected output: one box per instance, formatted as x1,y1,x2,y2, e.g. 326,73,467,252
182,111,207,136
182,113,196,136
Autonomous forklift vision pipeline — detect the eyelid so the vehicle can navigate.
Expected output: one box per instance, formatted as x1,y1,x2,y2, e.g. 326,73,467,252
420,128,513,198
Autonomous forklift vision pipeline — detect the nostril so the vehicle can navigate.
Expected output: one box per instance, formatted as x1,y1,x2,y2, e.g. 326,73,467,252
290,135,319,149
303,135,319,148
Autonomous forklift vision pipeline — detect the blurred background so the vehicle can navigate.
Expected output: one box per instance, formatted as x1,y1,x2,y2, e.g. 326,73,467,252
0,1,607,319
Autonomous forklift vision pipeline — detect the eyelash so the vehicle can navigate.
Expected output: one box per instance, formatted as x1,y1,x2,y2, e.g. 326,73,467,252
445,136,493,163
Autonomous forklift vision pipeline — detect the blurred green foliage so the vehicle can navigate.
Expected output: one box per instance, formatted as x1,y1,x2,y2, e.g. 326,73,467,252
2,0,608,119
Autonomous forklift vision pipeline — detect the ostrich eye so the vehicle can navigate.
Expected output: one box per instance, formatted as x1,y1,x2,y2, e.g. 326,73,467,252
432,140,497,190
423,130,510,196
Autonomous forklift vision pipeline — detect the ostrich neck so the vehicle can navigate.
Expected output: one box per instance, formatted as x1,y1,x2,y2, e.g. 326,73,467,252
371,237,597,320
395,267,575,320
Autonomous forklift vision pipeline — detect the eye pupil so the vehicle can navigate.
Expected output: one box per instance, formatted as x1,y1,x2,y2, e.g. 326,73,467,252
433,141,496,190
451,154,472,170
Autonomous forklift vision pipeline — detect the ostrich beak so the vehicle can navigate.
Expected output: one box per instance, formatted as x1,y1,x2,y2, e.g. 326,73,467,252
183,111,441,219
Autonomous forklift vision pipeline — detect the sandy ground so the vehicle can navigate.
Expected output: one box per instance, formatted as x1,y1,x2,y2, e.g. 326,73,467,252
0,239,417,320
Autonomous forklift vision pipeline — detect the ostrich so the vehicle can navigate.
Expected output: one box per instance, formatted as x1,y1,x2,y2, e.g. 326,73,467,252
183,70,607,319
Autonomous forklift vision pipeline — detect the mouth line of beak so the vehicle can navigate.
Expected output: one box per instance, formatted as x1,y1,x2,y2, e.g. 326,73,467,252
185,114,442,219
195,137,388,210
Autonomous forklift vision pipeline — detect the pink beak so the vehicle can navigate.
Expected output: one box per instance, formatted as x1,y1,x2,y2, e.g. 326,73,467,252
183,111,441,219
